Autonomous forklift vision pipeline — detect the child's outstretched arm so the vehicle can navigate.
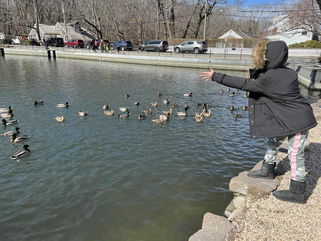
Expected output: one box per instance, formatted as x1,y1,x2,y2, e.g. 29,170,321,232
200,68,265,93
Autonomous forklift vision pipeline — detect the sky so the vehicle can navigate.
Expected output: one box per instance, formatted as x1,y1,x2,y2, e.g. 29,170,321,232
227,0,297,7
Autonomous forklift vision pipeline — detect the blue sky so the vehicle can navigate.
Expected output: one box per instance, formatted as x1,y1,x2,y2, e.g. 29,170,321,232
227,0,295,7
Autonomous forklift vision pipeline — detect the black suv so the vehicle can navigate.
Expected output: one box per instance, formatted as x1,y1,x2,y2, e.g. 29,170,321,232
110,40,133,51
140,40,168,52
45,37,64,47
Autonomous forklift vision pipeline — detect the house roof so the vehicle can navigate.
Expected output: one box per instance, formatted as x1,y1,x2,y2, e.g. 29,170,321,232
218,29,257,40
56,22,94,41
38,24,60,35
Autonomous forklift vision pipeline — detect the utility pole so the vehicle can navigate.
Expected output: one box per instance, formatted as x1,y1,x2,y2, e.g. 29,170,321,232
62,2,68,41
203,1,208,41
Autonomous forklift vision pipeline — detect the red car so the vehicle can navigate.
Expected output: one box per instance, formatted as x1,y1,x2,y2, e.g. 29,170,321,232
64,39,85,48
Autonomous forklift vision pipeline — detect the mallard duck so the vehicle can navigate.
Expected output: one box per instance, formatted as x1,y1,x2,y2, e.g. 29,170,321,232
10,133,29,144
118,111,129,119
152,118,165,124
162,108,173,116
34,101,44,105
218,90,224,94
184,105,190,110
56,102,69,108
55,116,65,122
228,92,235,97
103,104,109,110
162,99,169,105
143,108,152,115
104,110,115,116
138,113,146,120
2,119,18,126
151,101,158,108
134,101,140,106
242,105,248,111
124,94,130,98
229,106,235,111
78,110,88,116
183,92,193,97
226,88,230,92
195,112,203,118
157,93,162,97
119,107,129,112
0,112,13,118
0,106,12,113
195,115,203,123
1,127,20,136
11,144,30,160
202,109,212,117
159,115,169,121
233,113,242,120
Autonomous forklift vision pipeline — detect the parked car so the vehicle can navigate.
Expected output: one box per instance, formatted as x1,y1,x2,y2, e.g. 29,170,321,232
140,40,168,52
64,39,85,48
109,40,133,51
45,37,64,47
11,37,20,45
173,41,208,54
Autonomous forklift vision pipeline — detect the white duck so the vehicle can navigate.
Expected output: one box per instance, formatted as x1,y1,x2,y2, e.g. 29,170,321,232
183,92,193,97
11,144,30,160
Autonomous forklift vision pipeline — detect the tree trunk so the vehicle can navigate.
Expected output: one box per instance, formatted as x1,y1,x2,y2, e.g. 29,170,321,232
182,0,201,38
168,0,176,38
157,0,169,39
32,0,42,43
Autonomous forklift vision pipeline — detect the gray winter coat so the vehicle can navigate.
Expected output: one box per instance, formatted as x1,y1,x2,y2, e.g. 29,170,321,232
212,41,317,138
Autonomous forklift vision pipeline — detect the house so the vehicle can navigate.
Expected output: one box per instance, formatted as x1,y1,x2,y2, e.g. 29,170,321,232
266,15,319,45
28,21,95,43
216,30,257,48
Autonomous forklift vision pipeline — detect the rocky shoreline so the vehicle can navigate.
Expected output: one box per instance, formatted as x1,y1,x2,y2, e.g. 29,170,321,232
189,99,321,241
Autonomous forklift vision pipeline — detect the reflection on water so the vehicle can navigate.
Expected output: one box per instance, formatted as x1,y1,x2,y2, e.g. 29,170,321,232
0,56,317,241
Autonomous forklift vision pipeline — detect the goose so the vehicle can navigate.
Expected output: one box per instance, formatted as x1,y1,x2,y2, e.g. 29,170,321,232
10,133,29,144
56,102,69,108
134,101,140,106
162,99,169,105
143,108,152,115
151,101,158,108
104,110,115,116
0,106,12,113
78,110,88,116
0,112,13,118
2,119,19,126
124,94,130,98
202,109,212,117
103,104,109,110
34,101,44,105
138,113,146,120
118,111,129,119
11,144,30,160
119,107,129,112
55,116,65,122
1,127,20,136
159,115,169,121
229,106,235,111
195,115,203,123
162,108,173,116
242,105,248,111
183,92,193,97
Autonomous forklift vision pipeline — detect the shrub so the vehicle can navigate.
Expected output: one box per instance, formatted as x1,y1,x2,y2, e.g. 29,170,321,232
289,40,321,48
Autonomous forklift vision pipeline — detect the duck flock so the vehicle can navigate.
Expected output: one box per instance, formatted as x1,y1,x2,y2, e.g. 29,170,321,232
1,88,249,161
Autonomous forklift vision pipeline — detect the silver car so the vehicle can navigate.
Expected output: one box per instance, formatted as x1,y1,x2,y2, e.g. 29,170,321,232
174,41,208,54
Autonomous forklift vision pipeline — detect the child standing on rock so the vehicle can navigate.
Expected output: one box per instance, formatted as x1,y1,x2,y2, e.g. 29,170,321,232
200,40,317,204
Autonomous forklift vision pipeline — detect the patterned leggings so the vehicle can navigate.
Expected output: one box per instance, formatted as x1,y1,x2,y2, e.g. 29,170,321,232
264,131,308,182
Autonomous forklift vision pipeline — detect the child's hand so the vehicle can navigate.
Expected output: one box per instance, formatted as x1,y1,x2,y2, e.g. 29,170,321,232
200,68,215,82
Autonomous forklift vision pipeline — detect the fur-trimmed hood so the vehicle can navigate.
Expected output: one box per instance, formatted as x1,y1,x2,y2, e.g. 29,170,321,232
252,40,288,70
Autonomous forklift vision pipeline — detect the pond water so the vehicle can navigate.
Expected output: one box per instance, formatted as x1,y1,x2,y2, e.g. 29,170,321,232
0,55,291,241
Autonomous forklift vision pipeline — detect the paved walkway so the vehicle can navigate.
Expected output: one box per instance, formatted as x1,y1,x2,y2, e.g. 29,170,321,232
232,99,321,241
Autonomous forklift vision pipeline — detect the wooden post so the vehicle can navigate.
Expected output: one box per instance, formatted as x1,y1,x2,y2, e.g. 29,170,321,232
0,48,4,57
47,50,51,59
52,50,56,59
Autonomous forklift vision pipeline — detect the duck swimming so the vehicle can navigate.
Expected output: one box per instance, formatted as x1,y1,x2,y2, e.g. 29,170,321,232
56,102,69,108
119,107,129,112
195,115,203,123
183,92,193,97
138,113,146,120
10,133,29,144
242,105,248,111
151,101,158,108
103,104,109,110
1,127,20,136
0,112,13,118
118,111,130,119
0,106,12,113
202,109,212,117
11,144,30,160
34,101,44,105
104,110,115,116
143,108,152,115
229,106,235,111
177,106,189,117
162,108,173,116
134,101,140,106
152,118,165,124
2,119,19,126
78,110,88,116
162,99,169,105
124,94,130,98
55,116,65,122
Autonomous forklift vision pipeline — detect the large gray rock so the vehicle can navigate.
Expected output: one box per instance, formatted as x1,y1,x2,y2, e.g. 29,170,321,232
189,212,234,241
229,161,279,197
